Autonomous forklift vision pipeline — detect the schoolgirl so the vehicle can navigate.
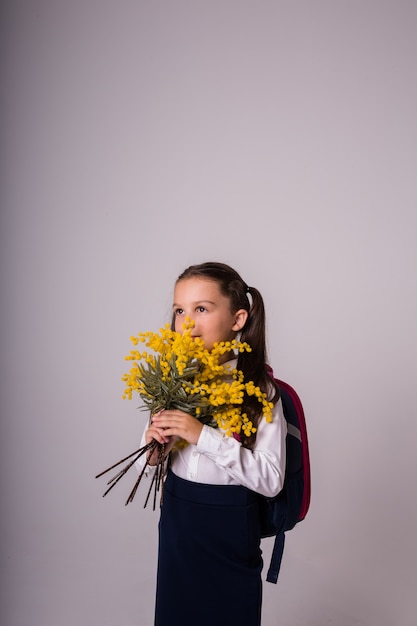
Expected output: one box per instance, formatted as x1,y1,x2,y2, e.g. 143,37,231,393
137,261,287,626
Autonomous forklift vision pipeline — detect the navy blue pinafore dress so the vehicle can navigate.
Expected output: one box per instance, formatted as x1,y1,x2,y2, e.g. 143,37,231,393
154,470,263,626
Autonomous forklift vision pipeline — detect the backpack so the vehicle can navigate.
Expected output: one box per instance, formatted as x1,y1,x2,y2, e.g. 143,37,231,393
259,371,311,583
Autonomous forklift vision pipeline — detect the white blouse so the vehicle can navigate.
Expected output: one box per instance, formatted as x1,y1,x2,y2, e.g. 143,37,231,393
135,362,287,499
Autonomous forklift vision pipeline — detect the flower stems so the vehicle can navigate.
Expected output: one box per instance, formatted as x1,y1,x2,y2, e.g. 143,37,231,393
95,440,166,509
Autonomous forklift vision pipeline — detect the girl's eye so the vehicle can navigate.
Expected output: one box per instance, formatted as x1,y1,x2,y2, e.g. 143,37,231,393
196,306,207,313
174,308,184,316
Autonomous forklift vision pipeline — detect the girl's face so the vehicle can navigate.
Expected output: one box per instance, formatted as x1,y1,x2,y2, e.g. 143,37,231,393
173,277,248,353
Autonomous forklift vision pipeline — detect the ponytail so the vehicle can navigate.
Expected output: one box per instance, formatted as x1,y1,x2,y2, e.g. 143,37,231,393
237,286,279,448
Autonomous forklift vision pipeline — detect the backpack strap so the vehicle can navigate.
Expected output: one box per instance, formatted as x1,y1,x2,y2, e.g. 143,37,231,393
266,531,285,584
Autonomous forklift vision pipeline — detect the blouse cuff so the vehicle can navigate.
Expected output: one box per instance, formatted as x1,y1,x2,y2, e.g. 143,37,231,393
196,424,233,455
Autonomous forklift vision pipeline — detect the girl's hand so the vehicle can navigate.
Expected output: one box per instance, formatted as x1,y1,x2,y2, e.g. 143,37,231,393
151,409,204,446
144,413,178,465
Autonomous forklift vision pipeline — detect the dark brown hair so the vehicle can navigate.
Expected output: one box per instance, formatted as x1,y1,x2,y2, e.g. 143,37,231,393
173,261,279,448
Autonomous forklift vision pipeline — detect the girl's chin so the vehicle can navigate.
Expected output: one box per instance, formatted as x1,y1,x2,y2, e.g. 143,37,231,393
218,351,235,364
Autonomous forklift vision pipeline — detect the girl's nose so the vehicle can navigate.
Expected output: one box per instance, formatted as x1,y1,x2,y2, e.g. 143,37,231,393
189,319,199,335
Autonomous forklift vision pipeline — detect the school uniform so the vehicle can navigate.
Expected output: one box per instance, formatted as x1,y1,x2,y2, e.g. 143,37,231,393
136,359,287,626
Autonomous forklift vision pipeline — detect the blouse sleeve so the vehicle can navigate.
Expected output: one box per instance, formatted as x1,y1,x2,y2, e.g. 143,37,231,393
196,398,287,498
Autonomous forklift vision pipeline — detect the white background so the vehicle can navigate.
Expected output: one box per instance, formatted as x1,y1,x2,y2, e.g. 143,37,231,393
1,2,416,625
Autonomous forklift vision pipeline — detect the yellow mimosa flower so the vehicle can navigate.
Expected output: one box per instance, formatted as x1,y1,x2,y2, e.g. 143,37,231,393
121,321,274,437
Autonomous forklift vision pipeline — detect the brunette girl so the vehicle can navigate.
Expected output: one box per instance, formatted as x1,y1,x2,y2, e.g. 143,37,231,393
137,262,286,626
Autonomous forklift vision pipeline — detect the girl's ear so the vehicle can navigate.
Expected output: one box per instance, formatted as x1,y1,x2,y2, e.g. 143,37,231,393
232,309,248,332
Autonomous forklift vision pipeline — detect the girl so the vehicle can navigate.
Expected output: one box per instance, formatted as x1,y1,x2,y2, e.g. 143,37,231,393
137,262,286,626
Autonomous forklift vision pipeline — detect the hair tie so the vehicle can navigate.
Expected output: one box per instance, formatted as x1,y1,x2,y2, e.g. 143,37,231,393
245,285,252,306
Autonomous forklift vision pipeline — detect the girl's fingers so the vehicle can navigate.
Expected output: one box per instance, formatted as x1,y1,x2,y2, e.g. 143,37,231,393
146,425,171,445
152,412,203,445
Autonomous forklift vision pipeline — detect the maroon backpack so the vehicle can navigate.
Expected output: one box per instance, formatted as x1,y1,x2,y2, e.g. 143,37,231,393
260,370,311,583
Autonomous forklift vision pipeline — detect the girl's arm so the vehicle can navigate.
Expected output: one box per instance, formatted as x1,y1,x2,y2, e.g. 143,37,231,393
195,403,286,497
151,401,286,498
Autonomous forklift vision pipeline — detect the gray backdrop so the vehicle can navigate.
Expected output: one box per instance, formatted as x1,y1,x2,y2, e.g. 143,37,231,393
2,1,416,625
